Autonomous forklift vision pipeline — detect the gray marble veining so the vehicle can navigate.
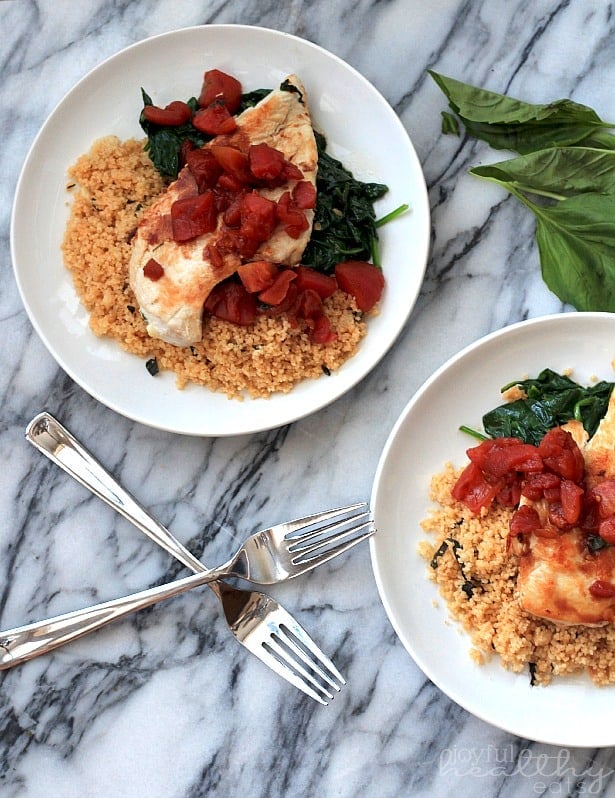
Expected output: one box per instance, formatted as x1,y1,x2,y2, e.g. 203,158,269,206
2,0,615,796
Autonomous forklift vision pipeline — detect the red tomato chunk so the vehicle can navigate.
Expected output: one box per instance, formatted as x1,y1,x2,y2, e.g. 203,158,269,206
334,260,384,312
198,69,242,114
142,100,192,126
171,192,217,242
143,258,164,281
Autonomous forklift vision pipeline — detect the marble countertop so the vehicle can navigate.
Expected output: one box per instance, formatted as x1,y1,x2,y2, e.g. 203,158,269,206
2,1,615,796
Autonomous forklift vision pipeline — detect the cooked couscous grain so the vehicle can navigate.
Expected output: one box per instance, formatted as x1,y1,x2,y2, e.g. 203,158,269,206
62,135,367,399
420,462,615,685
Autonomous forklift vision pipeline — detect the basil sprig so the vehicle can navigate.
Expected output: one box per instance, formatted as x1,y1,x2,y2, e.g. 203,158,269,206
430,71,615,311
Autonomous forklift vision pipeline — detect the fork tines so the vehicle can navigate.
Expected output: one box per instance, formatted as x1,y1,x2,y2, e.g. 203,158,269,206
262,618,345,705
285,502,375,567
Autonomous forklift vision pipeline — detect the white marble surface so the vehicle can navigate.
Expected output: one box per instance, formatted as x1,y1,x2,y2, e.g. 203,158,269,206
2,0,615,796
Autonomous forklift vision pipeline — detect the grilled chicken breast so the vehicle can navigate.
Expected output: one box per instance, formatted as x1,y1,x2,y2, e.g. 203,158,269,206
130,74,318,346
514,397,615,626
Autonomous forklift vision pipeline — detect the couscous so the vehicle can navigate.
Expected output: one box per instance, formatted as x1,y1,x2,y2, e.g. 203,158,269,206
62,135,367,399
420,462,615,686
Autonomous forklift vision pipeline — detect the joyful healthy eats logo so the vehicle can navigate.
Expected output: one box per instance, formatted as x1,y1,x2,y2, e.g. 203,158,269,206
438,746,614,794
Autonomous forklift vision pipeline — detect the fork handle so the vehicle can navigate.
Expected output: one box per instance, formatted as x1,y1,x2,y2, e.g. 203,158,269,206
26,413,206,574
0,566,228,669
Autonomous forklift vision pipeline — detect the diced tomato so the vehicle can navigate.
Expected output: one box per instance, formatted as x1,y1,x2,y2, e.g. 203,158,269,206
509,504,542,537
334,260,385,312
171,191,217,242
538,427,585,483
312,315,337,344
467,437,543,479
235,192,278,257
192,104,237,136
142,100,192,126
560,479,584,525
292,180,316,209
495,478,522,508
204,281,257,326
548,501,574,531
258,269,297,305
203,243,225,271
237,260,279,293
521,471,561,501
248,143,287,183
222,193,245,227
599,516,615,544
209,145,252,185
589,479,615,519
451,461,500,514
276,191,310,238
589,579,615,598
295,288,324,320
198,69,242,114
294,266,337,299
185,148,223,191
143,258,164,281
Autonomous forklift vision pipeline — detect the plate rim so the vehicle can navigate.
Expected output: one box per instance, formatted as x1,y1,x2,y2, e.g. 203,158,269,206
370,311,615,746
10,23,431,436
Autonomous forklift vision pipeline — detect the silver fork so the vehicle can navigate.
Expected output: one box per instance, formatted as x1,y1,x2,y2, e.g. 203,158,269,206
5,413,373,703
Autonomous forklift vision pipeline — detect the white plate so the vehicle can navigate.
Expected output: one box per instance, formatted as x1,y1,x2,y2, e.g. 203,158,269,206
10,25,429,436
371,312,615,746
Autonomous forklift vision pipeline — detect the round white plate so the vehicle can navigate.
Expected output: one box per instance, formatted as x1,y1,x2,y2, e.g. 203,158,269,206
10,25,429,436
371,312,615,746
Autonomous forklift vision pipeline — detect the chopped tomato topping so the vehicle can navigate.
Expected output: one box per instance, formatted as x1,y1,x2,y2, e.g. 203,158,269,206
192,104,237,136
204,281,257,326
334,260,385,312
521,471,561,501
209,145,252,184
311,314,337,344
143,258,164,281
467,437,544,479
171,191,217,242
237,260,279,293
258,269,297,305
560,479,584,525
185,148,223,192
509,504,542,537
292,180,317,209
598,516,615,544
589,579,615,598
142,100,192,126
537,427,585,482
451,461,500,514
589,479,615,519
276,191,310,238
248,143,288,183
294,266,337,299
198,69,242,114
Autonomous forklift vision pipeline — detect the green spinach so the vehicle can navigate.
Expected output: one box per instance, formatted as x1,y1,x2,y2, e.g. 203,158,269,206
480,368,614,445
301,131,389,273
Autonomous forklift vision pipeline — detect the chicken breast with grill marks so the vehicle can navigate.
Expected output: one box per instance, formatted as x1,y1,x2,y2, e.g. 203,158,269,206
130,74,318,346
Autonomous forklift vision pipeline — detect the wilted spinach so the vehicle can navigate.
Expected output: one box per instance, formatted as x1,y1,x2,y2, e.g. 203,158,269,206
481,368,614,446
301,131,389,273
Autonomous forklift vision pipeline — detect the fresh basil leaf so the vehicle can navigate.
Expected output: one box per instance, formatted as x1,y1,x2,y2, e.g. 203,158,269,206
531,193,615,310
471,147,615,198
441,111,460,135
429,71,614,154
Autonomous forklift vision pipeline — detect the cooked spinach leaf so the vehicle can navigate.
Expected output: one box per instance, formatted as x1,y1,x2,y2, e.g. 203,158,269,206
481,368,614,445
302,131,389,273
